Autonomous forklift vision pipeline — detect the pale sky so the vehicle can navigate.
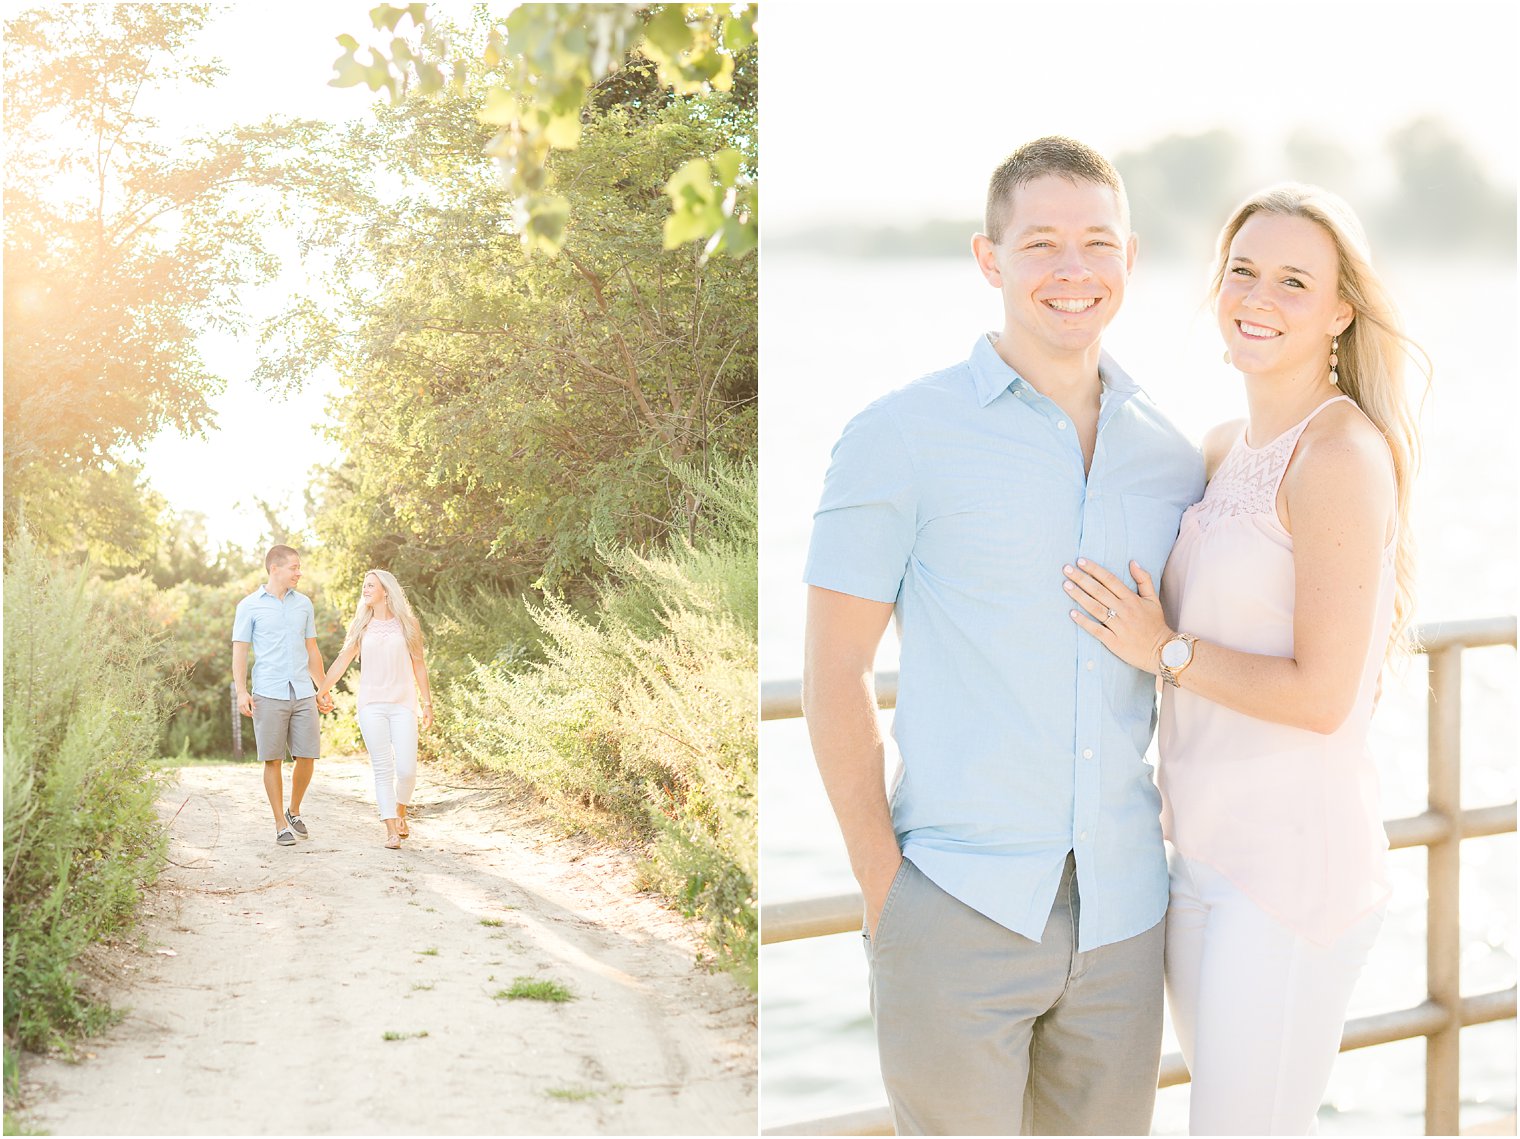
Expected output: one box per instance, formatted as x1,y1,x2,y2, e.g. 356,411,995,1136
764,0,1519,230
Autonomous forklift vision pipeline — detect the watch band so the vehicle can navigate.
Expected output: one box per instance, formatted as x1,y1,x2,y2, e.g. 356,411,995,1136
1159,633,1199,688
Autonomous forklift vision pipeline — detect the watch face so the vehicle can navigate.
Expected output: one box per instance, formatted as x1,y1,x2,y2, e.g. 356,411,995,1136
1161,638,1191,668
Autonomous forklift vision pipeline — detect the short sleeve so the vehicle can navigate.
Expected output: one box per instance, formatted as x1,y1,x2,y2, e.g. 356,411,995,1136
303,600,317,639
231,598,253,643
804,402,917,604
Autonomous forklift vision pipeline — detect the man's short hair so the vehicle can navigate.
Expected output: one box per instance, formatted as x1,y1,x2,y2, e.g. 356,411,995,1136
985,136,1130,243
265,544,299,572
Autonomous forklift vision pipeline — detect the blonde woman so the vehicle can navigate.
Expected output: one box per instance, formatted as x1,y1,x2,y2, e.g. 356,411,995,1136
318,570,434,849
1062,184,1421,1134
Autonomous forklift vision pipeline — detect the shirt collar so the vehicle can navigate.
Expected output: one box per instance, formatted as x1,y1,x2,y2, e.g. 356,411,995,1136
970,333,1139,408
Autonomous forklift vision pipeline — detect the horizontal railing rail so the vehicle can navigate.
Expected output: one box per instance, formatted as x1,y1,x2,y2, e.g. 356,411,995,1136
761,801,1519,946
761,615,1517,1136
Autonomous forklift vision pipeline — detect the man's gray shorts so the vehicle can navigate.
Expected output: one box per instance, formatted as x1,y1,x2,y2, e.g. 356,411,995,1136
865,855,1164,1136
251,693,320,761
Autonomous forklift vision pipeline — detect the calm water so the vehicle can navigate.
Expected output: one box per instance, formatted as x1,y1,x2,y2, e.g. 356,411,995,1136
758,255,1518,1133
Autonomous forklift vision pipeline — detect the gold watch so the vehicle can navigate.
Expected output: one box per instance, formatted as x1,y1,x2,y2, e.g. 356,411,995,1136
1158,632,1198,687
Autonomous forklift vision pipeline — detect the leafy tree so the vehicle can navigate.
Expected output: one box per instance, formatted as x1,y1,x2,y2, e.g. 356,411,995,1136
330,3,756,257
1380,116,1516,254
287,49,755,596
1282,128,1359,199
2,5,323,563
1115,129,1246,262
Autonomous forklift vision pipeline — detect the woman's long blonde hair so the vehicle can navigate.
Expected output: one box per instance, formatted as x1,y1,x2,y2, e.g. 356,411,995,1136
1210,183,1427,658
342,569,425,660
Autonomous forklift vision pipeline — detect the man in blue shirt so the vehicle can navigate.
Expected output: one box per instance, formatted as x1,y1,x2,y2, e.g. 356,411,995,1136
804,138,1204,1134
232,545,333,847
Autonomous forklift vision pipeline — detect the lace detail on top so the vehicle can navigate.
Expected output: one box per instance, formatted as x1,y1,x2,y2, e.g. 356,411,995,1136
1185,397,1351,532
364,617,403,644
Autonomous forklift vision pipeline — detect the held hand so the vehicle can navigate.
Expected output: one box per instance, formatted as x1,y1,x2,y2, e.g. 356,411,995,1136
1064,559,1172,675
861,852,905,939
238,691,254,718
316,691,334,714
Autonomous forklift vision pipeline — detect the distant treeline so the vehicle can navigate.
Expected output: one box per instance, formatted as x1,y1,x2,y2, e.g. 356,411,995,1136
771,118,1516,262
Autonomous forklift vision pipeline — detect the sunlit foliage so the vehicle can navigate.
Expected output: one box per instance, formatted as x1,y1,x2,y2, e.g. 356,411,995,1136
331,3,756,256
2,5,322,562
284,25,757,594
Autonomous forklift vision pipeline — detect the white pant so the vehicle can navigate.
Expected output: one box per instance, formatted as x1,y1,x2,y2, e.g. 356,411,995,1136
355,702,418,821
1165,850,1385,1135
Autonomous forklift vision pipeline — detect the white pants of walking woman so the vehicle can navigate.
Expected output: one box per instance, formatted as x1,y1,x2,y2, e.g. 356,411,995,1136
356,702,418,821
1165,849,1385,1136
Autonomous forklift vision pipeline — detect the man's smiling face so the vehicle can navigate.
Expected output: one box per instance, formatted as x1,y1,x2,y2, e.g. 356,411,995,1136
976,175,1135,367
269,554,302,592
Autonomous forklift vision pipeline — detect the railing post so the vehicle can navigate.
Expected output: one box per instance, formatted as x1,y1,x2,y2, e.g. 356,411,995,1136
1425,645,1462,1135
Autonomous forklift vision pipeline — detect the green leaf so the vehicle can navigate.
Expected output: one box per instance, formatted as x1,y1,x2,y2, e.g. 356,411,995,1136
711,148,741,187
365,62,394,95
543,110,581,150
644,5,693,57
330,51,369,90
665,156,714,199
664,206,712,249
722,11,757,52
522,194,570,254
720,216,756,259
480,87,520,126
521,161,549,192
370,4,404,31
336,33,359,51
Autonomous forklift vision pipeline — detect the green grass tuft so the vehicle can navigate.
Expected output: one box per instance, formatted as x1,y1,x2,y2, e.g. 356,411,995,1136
381,1030,429,1041
495,976,575,1003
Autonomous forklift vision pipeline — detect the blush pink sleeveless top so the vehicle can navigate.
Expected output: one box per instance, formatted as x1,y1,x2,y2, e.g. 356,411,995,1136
1158,396,1395,946
358,617,418,711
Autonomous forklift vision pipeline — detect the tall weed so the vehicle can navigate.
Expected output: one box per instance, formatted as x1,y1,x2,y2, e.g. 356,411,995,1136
436,459,757,984
3,530,172,1051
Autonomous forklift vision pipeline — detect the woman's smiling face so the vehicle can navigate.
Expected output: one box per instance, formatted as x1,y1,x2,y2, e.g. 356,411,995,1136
1217,212,1352,381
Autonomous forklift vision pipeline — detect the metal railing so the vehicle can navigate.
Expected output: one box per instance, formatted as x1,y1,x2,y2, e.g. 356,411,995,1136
761,616,1517,1136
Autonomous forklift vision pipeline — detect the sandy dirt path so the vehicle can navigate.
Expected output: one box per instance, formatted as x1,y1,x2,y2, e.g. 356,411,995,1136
18,756,756,1135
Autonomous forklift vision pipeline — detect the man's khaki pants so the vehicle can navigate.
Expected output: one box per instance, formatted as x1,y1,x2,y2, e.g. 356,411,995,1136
865,855,1164,1136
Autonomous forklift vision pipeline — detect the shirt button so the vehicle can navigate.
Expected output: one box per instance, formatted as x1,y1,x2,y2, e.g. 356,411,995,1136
1057,419,1068,429
1082,748,1094,759
1079,831,1089,841
1085,659,1096,671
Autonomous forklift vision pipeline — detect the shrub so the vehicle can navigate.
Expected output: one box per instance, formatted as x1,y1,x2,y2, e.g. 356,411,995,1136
3,529,173,1051
434,459,757,985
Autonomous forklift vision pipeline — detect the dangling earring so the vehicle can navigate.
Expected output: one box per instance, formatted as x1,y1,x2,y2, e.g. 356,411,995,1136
1329,336,1340,385
1222,349,1232,366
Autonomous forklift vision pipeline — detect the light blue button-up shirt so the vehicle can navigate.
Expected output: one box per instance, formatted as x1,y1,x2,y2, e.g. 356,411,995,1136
805,335,1204,951
232,586,318,700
